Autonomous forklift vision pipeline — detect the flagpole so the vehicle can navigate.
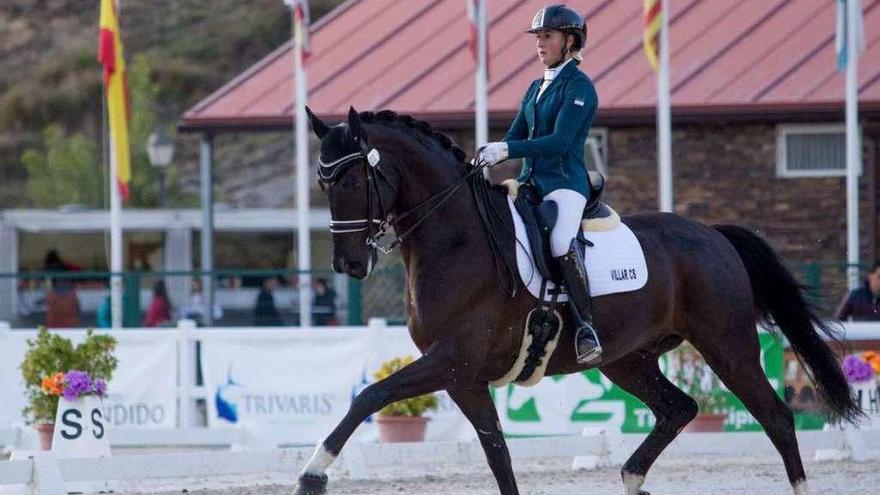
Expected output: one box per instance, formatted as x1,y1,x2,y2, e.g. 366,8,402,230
474,0,488,148
657,0,673,213
293,4,312,328
845,0,861,290
109,0,123,329
109,139,123,328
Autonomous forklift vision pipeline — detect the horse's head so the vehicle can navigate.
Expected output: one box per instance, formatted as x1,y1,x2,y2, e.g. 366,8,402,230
307,106,398,279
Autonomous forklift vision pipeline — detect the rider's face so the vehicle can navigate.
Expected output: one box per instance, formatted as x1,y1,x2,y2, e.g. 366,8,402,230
535,30,570,67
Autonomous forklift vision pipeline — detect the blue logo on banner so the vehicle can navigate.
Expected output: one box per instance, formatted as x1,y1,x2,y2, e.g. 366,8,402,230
351,366,373,423
215,364,243,423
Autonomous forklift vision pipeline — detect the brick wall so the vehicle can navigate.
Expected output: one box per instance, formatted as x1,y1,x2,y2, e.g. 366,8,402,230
443,120,879,310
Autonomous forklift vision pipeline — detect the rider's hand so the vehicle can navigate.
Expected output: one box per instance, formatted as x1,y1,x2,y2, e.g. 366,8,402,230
479,142,508,167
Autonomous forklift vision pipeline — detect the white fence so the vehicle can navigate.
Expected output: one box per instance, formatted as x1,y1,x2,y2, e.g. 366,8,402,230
1,320,880,450
0,321,879,494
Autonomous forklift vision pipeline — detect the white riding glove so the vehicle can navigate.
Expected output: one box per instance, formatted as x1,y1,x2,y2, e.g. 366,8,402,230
479,142,509,167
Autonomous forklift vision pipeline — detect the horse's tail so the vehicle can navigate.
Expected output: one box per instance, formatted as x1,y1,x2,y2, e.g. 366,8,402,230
713,224,862,424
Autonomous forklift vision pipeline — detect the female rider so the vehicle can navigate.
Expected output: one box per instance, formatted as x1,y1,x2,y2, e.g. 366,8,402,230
479,5,601,365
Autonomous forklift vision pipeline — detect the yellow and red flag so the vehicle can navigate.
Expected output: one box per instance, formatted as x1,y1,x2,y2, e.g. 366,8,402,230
98,0,131,201
643,0,662,71
285,0,312,62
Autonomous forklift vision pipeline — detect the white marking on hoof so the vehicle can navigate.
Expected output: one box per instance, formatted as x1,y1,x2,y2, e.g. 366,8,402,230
792,480,811,495
301,443,336,476
622,472,645,495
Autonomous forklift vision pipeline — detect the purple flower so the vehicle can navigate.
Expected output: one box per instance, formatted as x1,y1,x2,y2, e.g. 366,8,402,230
843,355,874,384
93,379,107,398
62,370,93,401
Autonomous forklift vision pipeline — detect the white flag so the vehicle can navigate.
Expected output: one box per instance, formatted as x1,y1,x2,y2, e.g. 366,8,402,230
836,0,865,72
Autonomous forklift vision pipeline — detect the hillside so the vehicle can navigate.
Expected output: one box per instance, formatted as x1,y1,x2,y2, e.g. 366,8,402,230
0,0,343,208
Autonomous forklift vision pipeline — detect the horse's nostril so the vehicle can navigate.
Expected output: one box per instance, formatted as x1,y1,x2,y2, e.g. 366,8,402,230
346,260,364,272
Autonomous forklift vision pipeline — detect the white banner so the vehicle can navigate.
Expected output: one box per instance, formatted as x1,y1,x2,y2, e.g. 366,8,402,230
203,328,372,442
101,334,177,428
0,330,177,429
0,332,28,427
201,326,475,443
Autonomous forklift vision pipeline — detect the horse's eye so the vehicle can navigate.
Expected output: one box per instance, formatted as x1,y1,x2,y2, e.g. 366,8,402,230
341,176,360,191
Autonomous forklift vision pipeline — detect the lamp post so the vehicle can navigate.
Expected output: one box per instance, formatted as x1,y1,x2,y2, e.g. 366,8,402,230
147,125,175,207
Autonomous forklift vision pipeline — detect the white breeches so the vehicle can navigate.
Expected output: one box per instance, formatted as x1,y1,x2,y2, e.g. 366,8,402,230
543,188,587,257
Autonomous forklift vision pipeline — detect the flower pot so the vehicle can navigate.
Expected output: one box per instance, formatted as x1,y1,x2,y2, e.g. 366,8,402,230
375,415,429,443
684,413,726,433
34,422,54,450
851,378,879,416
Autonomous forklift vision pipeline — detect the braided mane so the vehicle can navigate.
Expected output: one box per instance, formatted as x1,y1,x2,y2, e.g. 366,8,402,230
358,110,468,164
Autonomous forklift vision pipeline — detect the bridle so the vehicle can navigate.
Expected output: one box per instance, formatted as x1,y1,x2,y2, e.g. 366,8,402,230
317,139,488,255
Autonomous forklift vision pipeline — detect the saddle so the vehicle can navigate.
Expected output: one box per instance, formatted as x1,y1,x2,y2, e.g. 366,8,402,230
512,171,612,283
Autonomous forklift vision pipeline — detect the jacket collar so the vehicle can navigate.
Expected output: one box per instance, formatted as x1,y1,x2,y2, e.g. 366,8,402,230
533,59,577,102
543,58,575,82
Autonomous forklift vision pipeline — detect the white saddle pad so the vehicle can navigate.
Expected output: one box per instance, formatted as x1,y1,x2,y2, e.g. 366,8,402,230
507,196,648,302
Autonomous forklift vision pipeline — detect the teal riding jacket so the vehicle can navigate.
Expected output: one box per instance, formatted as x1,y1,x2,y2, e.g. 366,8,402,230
503,61,599,199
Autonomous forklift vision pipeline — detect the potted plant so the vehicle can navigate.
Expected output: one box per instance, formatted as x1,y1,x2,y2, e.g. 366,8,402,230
843,353,879,416
675,346,728,432
20,327,118,449
373,356,438,443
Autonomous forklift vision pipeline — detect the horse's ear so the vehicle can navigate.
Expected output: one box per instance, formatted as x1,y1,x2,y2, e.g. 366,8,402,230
347,106,364,141
306,106,329,139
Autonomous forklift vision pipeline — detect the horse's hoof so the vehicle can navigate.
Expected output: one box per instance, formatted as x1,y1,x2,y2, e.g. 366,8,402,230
639,491,651,495
294,473,328,495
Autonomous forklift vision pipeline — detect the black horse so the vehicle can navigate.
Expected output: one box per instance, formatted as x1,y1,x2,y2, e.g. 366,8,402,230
295,107,860,495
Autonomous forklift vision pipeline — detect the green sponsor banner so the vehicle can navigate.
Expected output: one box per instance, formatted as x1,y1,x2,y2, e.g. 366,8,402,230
494,333,807,436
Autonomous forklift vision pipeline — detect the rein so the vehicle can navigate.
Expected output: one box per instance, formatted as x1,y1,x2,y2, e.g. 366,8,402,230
318,143,518,297
319,141,487,254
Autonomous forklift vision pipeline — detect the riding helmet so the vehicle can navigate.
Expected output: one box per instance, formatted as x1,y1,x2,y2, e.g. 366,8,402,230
527,4,587,51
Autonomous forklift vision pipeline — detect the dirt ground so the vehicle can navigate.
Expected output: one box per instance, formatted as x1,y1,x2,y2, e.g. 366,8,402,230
117,454,879,495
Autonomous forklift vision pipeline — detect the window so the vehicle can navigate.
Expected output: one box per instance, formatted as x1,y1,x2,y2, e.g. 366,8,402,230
584,128,609,177
777,124,859,178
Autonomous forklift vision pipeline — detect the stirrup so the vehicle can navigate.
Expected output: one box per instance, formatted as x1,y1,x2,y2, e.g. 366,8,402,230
575,322,602,365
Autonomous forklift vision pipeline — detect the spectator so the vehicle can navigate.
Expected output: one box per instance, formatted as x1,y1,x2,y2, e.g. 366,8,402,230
312,278,337,326
179,278,223,326
144,280,173,327
45,279,80,328
95,294,112,328
836,260,880,321
253,277,282,326
43,249,81,273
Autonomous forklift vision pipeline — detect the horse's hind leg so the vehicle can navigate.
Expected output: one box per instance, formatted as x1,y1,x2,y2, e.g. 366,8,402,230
294,343,455,495
448,386,519,495
600,351,698,495
691,330,809,494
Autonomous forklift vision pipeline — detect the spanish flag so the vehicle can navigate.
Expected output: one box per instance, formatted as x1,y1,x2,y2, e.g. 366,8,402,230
98,0,131,201
285,0,312,62
643,0,661,71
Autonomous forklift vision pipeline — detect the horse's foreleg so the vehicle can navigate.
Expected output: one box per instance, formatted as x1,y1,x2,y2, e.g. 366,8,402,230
294,343,454,495
600,352,698,495
448,386,519,495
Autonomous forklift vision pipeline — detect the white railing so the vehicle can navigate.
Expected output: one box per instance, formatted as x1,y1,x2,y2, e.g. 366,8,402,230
0,320,878,452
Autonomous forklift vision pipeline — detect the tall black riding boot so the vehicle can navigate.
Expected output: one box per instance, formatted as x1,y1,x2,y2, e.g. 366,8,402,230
555,239,602,365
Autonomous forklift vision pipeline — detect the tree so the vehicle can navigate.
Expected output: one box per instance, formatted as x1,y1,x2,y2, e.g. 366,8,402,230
22,125,102,208
22,55,184,209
